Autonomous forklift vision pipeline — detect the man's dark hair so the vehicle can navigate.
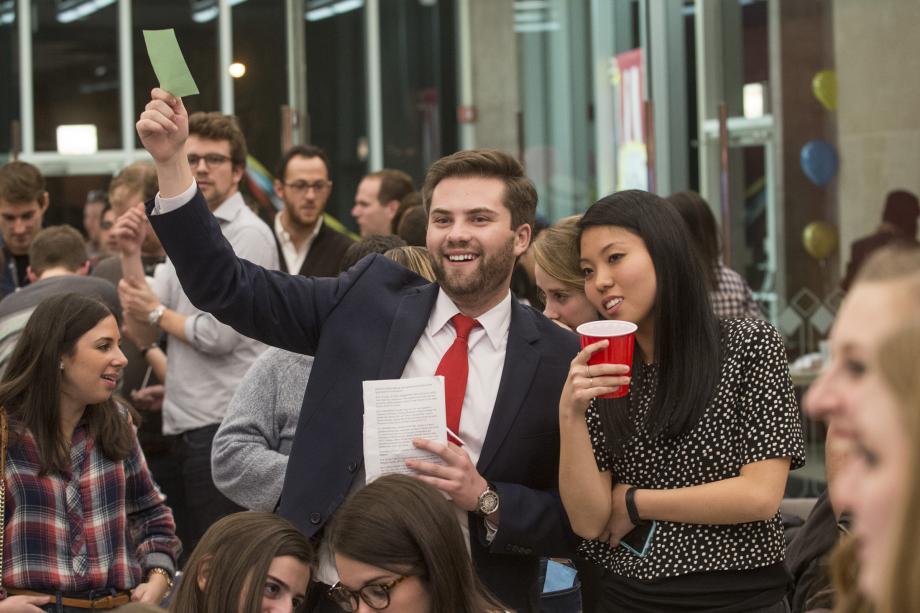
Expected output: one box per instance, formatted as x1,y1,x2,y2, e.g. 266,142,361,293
339,235,407,272
882,189,920,237
0,161,45,204
422,149,536,231
397,205,427,247
29,226,88,277
275,145,331,182
109,162,159,205
369,169,415,209
188,112,248,169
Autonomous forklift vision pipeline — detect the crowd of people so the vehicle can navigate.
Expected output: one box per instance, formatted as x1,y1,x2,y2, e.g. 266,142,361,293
0,85,916,613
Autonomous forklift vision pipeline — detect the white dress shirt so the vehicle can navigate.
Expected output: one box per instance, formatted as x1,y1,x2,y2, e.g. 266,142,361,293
274,212,323,273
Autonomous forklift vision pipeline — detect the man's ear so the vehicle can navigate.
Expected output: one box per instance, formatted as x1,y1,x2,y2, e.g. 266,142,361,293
385,199,400,218
26,266,37,284
512,223,532,257
273,179,285,201
78,261,90,276
39,192,50,211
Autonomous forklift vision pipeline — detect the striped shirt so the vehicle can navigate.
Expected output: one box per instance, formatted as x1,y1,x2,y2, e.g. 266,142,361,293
3,420,179,592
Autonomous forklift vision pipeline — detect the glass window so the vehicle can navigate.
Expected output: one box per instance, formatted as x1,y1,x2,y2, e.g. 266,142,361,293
232,0,286,177
379,0,457,186
516,0,594,221
0,0,17,156
304,0,367,228
33,0,119,152
133,0,219,147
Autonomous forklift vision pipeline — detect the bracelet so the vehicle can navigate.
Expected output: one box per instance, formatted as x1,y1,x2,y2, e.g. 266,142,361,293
625,486,648,526
147,567,173,594
139,342,159,357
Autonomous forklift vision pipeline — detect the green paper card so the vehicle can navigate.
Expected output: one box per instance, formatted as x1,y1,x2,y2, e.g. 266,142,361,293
143,29,199,98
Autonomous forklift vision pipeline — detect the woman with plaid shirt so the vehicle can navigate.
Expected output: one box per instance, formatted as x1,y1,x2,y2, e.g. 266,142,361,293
0,293,179,612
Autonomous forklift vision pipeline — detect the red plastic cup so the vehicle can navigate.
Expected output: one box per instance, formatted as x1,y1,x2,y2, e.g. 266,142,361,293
576,320,638,399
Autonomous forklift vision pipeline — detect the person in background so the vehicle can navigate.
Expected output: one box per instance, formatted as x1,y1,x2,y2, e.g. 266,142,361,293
351,169,414,237
559,190,803,612
841,189,919,291
396,203,428,247
272,145,354,278
168,512,313,613
0,226,120,375
828,321,920,613
327,474,506,613
0,293,179,611
95,204,119,260
0,161,50,297
83,189,108,259
666,190,761,319
338,234,406,271
531,215,599,331
115,110,279,557
383,245,435,282
511,217,548,309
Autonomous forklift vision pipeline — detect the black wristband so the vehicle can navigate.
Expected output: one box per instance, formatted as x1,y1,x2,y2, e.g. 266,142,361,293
625,486,648,526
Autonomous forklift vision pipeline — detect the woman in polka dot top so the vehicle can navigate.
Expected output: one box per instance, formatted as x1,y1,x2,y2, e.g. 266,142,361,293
558,190,805,612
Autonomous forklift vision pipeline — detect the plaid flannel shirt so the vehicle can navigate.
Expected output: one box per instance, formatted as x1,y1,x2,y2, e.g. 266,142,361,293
3,423,179,593
711,264,763,319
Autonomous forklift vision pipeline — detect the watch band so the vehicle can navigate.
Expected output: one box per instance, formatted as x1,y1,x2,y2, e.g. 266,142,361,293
147,305,166,326
625,486,648,526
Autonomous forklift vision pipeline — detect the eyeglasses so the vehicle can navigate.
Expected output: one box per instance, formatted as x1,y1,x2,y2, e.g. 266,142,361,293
284,180,332,194
187,153,232,168
327,576,407,611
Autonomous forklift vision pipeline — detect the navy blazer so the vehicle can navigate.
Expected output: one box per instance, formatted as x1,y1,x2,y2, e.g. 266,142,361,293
149,190,580,611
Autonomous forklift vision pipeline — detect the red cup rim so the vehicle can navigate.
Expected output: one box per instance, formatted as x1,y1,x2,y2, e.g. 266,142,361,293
576,320,638,337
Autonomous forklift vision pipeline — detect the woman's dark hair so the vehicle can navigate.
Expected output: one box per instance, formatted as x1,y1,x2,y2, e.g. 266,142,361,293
329,474,505,613
578,190,721,454
169,512,314,613
665,191,720,290
0,293,133,474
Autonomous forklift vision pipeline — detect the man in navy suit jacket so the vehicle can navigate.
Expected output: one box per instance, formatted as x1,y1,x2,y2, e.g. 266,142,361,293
134,88,580,611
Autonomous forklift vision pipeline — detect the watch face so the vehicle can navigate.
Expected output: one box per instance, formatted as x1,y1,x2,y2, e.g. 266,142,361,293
478,489,499,515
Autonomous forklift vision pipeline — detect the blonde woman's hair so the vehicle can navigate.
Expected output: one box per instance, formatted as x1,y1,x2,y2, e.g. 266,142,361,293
874,322,920,613
853,244,920,301
384,246,436,282
532,215,584,292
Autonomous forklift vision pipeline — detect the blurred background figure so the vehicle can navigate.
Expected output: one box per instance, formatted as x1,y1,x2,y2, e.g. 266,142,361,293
531,215,599,330
841,189,919,291
830,321,920,613
383,245,436,281
83,188,108,260
169,512,313,613
0,161,50,298
351,169,414,237
667,190,762,319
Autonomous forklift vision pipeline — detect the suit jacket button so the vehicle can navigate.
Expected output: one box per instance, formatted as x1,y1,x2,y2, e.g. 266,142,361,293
310,512,322,525
347,462,358,473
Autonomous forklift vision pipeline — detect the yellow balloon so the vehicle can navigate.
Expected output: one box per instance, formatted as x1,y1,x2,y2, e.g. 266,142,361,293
803,221,838,260
812,70,837,111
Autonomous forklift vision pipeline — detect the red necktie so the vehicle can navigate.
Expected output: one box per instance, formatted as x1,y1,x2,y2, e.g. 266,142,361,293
436,314,480,446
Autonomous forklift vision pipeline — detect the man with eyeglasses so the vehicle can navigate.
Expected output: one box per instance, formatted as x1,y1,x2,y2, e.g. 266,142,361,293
272,145,354,277
113,110,279,557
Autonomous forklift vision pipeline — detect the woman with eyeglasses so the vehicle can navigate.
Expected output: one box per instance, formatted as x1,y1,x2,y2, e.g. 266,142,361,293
168,511,313,613
327,474,505,613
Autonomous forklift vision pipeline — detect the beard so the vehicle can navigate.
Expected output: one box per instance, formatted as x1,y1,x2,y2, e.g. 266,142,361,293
433,235,516,301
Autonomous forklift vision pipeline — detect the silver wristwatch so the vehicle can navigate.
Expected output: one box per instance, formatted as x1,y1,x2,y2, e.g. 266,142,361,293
147,304,166,326
476,483,500,517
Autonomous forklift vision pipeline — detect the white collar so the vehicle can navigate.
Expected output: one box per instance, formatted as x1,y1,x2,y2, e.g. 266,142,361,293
428,289,512,351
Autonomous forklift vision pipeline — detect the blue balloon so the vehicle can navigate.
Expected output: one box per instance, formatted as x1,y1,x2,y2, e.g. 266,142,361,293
800,139,839,187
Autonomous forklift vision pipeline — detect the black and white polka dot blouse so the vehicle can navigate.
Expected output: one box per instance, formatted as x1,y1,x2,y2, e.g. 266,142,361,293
579,318,806,581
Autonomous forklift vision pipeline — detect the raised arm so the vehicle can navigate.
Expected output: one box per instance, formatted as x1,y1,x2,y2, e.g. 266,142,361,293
134,88,352,354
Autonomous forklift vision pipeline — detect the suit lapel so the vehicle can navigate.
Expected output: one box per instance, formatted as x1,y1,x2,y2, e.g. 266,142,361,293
378,283,440,379
477,300,540,473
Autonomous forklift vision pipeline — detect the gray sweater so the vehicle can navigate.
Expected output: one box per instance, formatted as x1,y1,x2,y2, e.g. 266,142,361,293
211,347,312,511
